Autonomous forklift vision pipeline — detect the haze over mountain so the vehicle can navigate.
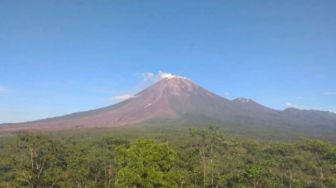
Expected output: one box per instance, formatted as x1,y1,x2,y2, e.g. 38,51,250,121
1,75,336,134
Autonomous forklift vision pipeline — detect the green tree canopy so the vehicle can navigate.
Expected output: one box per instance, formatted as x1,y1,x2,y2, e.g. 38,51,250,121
115,139,180,188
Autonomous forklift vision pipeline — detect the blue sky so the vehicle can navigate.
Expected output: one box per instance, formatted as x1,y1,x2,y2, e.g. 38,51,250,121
0,0,336,123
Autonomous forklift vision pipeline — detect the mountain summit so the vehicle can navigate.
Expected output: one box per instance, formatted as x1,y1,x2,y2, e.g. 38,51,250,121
1,76,336,133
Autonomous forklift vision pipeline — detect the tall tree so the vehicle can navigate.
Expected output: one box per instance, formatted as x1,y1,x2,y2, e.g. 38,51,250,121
189,126,223,188
115,139,180,188
12,133,66,188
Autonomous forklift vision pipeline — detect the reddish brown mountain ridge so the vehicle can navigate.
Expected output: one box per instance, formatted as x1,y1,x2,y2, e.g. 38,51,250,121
1,76,336,132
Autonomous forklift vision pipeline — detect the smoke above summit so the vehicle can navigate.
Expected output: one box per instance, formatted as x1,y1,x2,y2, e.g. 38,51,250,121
141,71,184,83
110,71,183,103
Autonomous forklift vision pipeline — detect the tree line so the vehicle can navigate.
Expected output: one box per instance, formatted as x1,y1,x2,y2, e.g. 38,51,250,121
0,126,336,188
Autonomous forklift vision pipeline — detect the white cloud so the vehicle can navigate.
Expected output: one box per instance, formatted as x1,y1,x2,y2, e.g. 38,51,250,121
140,72,160,83
110,94,135,101
285,102,301,109
141,72,155,82
324,91,336,95
140,71,184,83
109,71,185,103
159,72,177,79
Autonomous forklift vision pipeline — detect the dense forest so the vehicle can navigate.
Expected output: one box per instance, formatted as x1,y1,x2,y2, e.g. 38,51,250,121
0,126,336,188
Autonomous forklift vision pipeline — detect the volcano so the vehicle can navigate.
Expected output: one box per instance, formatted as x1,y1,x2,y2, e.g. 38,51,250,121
1,75,336,133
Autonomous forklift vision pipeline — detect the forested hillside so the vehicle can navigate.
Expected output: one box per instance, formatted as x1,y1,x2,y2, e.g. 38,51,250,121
0,127,336,188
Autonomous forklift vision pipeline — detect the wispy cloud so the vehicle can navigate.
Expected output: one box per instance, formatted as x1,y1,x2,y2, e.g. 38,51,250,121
108,71,181,103
140,71,181,83
285,102,301,109
110,94,135,102
159,72,179,79
141,72,156,82
324,91,336,95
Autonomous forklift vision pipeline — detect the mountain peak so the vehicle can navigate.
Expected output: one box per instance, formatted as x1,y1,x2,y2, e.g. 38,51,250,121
2,74,336,135
151,75,198,96
159,73,190,82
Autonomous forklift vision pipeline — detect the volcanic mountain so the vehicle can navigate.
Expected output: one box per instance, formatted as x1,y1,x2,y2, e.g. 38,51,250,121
1,76,336,133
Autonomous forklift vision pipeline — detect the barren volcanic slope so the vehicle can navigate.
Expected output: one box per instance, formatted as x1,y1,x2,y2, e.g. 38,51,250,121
1,76,336,133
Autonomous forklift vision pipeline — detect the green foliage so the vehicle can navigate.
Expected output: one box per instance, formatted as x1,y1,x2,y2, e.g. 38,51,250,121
0,127,336,188
11,133,67,187
115,139,180,188
66,137,128,188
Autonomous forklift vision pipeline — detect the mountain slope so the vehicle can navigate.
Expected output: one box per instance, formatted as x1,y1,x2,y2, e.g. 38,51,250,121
1,76,336,133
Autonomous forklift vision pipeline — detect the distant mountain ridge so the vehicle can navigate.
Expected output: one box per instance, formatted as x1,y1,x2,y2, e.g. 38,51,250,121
1,76,336,133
